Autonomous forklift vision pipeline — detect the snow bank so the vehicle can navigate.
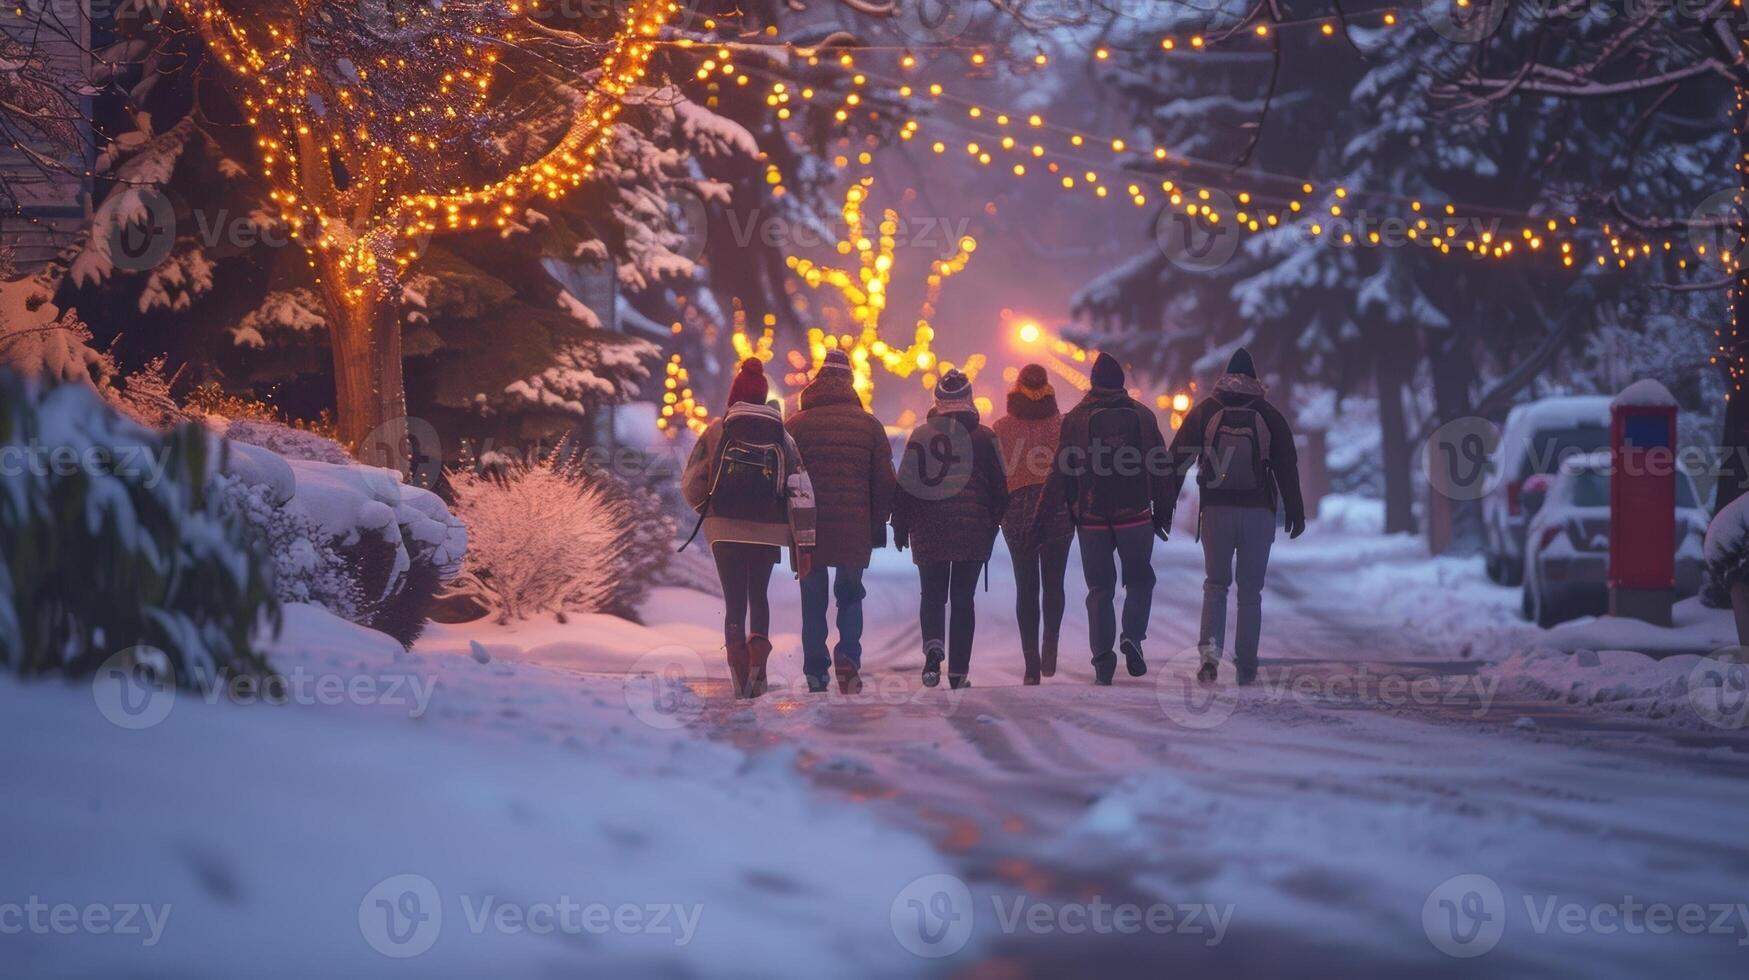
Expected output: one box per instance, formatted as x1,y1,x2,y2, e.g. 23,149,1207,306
1535,598,1736,658
1482,645,1743,730
1704,489,1749,581
0,594,957,977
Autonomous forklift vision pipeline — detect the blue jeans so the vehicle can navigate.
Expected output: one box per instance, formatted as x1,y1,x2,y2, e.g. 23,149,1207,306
1077,523,1157,673
800,566,866,683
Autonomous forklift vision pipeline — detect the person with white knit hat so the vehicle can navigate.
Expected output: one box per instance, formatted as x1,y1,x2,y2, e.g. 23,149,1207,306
891,369,1009,689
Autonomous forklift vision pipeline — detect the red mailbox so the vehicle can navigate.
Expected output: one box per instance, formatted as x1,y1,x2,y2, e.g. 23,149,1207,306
1608,380,1678,626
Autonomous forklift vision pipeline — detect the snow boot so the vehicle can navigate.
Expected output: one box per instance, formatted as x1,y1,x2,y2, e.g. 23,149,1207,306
1040,632,1059,678
1022,646,1041,686
1023,668,1041,686
1121,637,1147,677
806,675,831,694
836,662,864,695
948,675,971,690
1196,661,1218,686
921,641,945,688
746,635,772,698
1235,663,1258,687
726,639,752,699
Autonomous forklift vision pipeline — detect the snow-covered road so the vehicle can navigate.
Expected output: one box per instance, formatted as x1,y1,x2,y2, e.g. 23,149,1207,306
7,524,1747,978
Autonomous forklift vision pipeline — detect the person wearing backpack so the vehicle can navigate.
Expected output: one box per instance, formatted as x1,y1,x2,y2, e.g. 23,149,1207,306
1039,352,1171,685
992,364,1074,685
785,349,898,695
1162,348,1305,687
682,358,817,699
891,370,1008,690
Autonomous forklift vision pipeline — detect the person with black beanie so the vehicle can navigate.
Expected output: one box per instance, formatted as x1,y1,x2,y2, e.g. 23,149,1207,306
1038,352,1172,685
1161,347,1305,686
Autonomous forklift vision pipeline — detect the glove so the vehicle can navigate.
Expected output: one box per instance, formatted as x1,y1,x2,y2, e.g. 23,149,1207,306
872,522,889,550
1153,514,1172,542
894,527,909,552
1287,515,1306,540
796,549,815,580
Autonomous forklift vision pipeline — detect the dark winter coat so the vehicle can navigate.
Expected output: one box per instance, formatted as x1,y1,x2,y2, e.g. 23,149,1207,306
890,408,1009,565
784,371,897,569
992,390,1073,553
1040,386,1173,528
682,403,817,551
1163,373,1305,526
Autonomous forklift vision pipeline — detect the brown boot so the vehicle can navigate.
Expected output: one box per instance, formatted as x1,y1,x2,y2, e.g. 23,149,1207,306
747,635,773,698
725,638,751,699
835,662,863,695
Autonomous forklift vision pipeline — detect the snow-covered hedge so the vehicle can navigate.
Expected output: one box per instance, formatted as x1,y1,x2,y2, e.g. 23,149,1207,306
0,373,278,682
217,439,467,648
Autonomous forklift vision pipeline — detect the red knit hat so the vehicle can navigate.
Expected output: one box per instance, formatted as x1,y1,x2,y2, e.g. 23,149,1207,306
726,357,769,408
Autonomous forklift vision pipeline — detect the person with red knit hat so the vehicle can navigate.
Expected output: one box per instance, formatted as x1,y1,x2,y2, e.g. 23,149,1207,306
993,363,1074,684
682,358,817,699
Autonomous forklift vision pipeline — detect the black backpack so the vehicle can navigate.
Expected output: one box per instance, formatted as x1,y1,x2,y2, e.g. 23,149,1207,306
1085,404,1150,521
1200,405,1270,493
679,418,787,550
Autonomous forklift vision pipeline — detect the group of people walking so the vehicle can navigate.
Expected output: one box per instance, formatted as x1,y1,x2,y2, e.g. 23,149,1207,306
681,346,1305,699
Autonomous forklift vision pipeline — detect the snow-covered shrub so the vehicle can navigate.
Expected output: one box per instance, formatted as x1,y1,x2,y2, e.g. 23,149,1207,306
215,474,361,617
221,418,351,465
216,442,466,648
1704,492,1749,606
0,372,277,682
447,455,631,623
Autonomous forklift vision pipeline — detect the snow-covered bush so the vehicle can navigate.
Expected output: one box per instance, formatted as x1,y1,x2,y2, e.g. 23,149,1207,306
0,372,277,682
220,418,351,465
1704,492,1749,605
214,474,362,618
447,455,631,623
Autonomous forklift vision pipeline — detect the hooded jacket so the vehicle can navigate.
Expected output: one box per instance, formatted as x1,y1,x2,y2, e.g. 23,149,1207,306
992,386,1073,550
1040,386,1173,529
1163,372,1305,525
890,407,1009,565
784,370,897,568
682,402,817,551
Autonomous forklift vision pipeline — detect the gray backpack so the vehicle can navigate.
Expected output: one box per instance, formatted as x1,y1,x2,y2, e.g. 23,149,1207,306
1200,406,1271,493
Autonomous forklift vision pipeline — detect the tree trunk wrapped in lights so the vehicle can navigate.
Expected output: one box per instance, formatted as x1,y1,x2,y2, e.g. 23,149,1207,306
178,0,672,467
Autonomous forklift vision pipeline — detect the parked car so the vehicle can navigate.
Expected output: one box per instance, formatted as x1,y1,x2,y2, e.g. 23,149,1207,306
1520,452,1708,627
1482,396,1612,586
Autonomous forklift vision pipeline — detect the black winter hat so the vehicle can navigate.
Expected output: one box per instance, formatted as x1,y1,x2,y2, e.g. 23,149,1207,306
934,368,973,406
1090,352,1125,389
1226,347,1257,379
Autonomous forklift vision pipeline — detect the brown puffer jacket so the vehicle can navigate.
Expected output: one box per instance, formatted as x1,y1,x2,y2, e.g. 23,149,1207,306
993,389,1073,552
891,408,1009,565
784,371,897,568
